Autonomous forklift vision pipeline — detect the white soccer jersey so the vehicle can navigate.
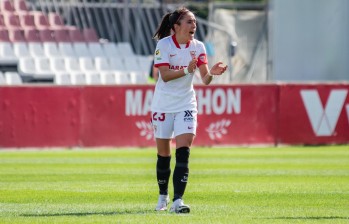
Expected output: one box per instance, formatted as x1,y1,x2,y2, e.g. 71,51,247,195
151,35,208,113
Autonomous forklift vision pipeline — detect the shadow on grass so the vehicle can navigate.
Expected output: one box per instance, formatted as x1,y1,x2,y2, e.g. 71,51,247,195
263,216,349,220
20,210,154,217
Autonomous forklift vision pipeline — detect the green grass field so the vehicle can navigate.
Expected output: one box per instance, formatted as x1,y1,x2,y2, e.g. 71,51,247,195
0,146,348,224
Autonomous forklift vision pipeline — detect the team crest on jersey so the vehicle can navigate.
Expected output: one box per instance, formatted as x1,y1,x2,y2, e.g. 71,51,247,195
190,51,196,59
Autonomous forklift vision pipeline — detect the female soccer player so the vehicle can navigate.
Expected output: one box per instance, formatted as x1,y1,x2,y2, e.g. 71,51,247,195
151,7,228,213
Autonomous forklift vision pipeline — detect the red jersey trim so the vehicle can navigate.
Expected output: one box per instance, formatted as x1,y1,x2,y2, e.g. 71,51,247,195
154,63,170,68
171,35,190,49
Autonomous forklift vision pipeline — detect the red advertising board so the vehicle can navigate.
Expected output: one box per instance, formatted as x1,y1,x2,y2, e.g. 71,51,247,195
79,85,278,147
0,87,81,147
278,84,349,145
1,84,348,148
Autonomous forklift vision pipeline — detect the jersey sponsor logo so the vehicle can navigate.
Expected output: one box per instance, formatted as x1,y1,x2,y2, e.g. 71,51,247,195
190,51,196,59
300,89,348,136
155,49,160,56
188,126,193,129
169,65,187,70
170,54,176,57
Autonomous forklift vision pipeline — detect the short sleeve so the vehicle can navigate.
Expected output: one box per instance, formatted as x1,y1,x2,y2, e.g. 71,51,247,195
196,41,208,67
154,39,170,68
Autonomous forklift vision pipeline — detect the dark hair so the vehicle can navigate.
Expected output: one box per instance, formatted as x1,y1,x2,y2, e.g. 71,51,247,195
152,7,190,40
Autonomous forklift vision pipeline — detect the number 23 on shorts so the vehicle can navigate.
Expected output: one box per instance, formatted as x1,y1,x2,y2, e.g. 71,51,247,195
152,112,166,121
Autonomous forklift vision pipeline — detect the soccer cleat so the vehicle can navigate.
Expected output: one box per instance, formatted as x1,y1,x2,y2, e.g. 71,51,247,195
155,194,170,211
169,198,190,214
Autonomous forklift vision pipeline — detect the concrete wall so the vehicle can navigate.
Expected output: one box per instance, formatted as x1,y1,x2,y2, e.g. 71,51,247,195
269,0,349,81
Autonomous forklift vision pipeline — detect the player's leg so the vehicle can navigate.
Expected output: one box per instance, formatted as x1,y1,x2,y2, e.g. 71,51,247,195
155,138,171,211
152,112,174,211
170,110,197,213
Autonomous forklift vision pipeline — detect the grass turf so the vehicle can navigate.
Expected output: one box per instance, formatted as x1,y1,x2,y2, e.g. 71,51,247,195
0,146,348,224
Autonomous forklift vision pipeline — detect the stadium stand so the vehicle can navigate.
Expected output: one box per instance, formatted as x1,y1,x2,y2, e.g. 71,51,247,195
0,0,152,85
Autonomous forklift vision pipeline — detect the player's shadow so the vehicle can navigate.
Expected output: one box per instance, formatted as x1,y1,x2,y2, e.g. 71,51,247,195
20,210,153,217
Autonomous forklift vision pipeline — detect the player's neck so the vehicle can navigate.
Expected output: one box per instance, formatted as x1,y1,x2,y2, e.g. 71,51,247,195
175,34,189,45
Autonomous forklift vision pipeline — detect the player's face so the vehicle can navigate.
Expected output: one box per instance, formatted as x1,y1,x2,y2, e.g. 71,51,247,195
176,12,197,43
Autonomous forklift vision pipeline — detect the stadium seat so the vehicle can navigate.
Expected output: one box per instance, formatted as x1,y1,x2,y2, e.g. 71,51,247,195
4,14,21,29
24,28,41,42
54,29,70,42
100,72,118,85
0,72,5,84
65,57,81,74
115,71,132,84
85,72,101,85
19,14,35,29
0,29,10,42
48,12,65,28
54,73,72,85
117,42,135,56
129,71,147,84
73,42,91,57
58,43,76,57
79,57,96,72
4,71,22,85
1,0,15,14
31,11,50,29
95,57,111,72
0,15,6,28
9,29,26,42
88,42,105,57
43,42,61,58
0,42,17,64
137,56,153,75
123,56,142,72
38,28,55,42
102,42,119,58
109,57,126,71
13,42,30,58
68,28,85,42
50,57,66,74
18,57,36,77
28,42,45,57
70,72,86,85
82,28,99,42
14,0,29,14
35,57,54,78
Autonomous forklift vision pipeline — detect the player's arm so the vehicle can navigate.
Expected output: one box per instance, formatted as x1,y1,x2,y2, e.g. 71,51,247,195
198,62,228,85
157,58,197,82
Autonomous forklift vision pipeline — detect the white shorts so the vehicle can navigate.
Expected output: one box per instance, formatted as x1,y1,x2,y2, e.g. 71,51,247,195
151,110,197,139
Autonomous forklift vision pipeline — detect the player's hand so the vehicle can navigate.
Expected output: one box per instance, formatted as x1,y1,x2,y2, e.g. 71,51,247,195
210,62,228,76
188,58,198,73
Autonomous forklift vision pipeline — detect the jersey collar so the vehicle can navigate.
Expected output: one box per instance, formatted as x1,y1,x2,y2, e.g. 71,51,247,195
172,35,190,49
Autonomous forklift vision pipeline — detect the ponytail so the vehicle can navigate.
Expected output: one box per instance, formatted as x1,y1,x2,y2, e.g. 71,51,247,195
152,13,172,40
153,7,190,40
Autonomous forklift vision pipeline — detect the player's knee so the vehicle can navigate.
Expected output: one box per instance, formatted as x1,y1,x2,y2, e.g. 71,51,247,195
175,147,190,166
157,154,171,170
